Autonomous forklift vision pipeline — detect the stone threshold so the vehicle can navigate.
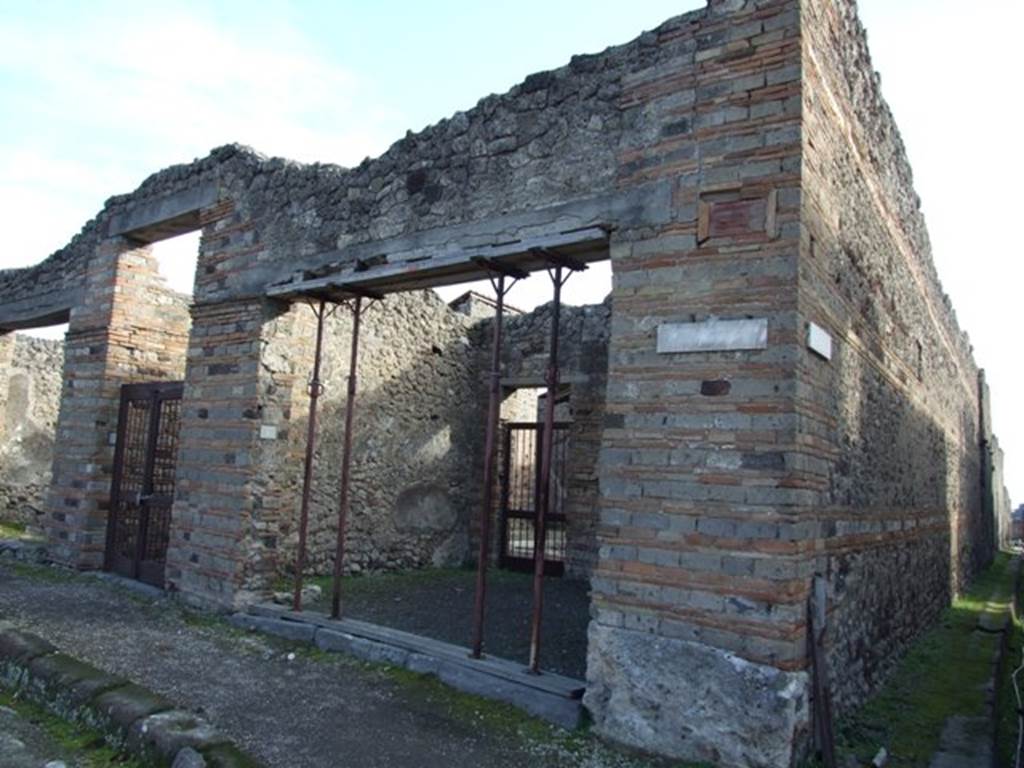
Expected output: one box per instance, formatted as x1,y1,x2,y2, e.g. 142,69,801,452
234,603,586,729
0,620,261,767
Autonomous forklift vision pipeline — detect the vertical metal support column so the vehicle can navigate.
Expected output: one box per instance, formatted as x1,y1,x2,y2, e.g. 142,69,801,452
331,296,365,620
471,275,507,658
529,266,565,673
292,299,328,612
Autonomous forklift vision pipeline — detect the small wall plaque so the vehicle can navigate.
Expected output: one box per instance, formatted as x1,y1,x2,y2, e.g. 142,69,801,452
807,322,833,361
259,425,278,440
657,318,768,354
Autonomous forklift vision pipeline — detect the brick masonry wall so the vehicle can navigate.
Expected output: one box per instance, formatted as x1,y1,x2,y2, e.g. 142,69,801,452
0,335,63,528
583,2,814,764
165,294,284,607
45,239,191,569
800,0,993,714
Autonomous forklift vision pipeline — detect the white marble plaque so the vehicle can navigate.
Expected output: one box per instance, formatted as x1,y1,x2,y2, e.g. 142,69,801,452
656,318,768,354
807,321,833,360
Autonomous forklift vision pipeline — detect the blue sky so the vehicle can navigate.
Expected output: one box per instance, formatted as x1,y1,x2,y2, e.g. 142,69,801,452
1,1,1021,503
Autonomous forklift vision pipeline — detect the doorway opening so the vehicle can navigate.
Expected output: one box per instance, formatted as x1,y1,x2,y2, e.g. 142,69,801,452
106,381,184,588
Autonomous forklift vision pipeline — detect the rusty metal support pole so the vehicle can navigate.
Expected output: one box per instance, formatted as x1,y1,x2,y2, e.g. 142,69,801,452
292,299,328,612
470,275,507,658
331,296,364,620
529,266,564,673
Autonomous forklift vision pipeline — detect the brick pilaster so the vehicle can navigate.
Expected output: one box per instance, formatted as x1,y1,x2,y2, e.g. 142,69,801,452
165,297,306,609
45,238,190,569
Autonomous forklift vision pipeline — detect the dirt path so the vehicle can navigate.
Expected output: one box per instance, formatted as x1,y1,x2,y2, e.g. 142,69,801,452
0,562,657,768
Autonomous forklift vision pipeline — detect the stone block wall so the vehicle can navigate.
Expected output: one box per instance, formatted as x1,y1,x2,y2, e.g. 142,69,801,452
0,335,63,528
45,239,191,569
799,0,995,713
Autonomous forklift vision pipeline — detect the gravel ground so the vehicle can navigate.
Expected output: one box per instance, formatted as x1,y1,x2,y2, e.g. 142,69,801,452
306,568,590,679
0,561,665,768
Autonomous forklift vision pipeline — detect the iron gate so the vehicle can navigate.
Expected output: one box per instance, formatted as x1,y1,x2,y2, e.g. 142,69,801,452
498,422,570,576
105,381,184,588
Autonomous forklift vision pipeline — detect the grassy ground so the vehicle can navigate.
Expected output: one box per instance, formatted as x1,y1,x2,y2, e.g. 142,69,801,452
822,552,1016,767
997,554,1024,766
0,520,37,540
0,686,143,768
277,564,528,597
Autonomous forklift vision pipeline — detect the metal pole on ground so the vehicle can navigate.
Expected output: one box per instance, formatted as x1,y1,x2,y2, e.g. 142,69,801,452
331,295,367,620
529,263,568,673
470,260,526,659
292,299,328,612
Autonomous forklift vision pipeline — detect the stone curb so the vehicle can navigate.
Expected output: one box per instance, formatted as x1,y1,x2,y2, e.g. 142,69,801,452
229,612,584,729
0,621,262,768
0,538,48,564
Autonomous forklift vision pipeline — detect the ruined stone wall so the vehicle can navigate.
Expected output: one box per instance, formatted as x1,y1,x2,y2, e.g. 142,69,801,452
799,0,992,714
166,287,486,603
285,291,483,576
4,0,987,762
0,335,63,528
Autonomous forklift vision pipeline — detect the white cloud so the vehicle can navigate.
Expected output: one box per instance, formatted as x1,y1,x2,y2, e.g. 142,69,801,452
0,6,396,270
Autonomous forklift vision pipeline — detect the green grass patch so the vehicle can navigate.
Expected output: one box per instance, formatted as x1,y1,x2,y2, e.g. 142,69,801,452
997,555,1024,765
3,560,75,583
0,685,144,767
275,565,526,600
828,552,1015,767
0,520,36,540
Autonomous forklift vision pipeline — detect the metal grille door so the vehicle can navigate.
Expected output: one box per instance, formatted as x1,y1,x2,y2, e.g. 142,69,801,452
105,381,184,588
499,422,569,575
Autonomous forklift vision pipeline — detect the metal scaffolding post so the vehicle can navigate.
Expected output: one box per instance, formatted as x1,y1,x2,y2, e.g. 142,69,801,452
470,259,526,659
330,291,380,620
528,253,584,673
292,299,329,612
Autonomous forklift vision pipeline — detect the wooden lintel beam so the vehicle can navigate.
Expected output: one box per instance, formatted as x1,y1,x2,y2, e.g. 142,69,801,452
531,248,588,272
471,256,530,280
334,284,385,301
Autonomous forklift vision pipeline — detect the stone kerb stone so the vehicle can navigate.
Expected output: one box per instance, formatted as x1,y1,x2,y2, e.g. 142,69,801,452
0,622,259,767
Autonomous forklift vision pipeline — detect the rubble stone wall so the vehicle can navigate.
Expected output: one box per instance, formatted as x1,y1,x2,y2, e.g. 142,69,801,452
281,291,484,577
799,0,994,714
0,335,63,528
